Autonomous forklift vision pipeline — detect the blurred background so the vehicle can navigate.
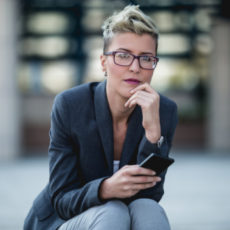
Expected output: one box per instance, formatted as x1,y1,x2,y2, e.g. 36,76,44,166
0,0,230,229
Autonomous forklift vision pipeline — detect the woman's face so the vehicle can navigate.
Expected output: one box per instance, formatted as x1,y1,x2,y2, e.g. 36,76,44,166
101,32,157,99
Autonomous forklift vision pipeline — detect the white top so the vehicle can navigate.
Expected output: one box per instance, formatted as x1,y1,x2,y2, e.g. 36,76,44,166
113,160,120,174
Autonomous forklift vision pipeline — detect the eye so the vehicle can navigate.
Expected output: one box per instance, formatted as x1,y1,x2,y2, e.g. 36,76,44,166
141,56,153,62
116,52,131,59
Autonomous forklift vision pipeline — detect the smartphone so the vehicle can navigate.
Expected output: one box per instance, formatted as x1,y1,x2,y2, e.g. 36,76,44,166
139,153,174,176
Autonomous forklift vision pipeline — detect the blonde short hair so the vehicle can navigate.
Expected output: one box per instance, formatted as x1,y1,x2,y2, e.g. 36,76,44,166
101,5,159,53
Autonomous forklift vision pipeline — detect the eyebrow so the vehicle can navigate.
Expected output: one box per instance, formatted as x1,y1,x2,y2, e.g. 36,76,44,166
116,48,154,56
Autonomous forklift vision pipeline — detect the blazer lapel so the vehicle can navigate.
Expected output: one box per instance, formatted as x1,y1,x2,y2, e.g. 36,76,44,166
94,80,114,174
94,80,144,173
120,106,144,168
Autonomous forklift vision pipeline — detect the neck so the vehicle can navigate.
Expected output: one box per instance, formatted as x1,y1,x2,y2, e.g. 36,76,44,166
106,86,134,124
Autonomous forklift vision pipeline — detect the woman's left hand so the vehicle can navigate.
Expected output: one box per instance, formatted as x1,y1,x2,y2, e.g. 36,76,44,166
124,83,161,143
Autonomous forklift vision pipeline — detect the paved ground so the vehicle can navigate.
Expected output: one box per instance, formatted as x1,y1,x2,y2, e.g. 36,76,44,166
1,149,230,230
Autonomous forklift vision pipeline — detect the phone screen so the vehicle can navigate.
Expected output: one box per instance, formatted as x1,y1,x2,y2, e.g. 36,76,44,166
139,153,174,175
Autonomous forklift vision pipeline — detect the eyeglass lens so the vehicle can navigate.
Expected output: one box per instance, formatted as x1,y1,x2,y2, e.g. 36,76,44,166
114,52,157,69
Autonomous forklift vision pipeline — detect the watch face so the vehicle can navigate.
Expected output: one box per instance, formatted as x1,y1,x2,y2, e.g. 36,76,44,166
158,136,164,148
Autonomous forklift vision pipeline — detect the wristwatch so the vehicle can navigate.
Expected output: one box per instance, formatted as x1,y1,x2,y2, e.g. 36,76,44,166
155,136,164,148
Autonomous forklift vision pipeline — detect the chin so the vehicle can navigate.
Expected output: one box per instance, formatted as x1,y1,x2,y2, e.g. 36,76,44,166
119,88,131,99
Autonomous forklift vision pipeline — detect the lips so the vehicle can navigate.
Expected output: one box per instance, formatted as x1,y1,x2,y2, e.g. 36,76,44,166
124,78,141,85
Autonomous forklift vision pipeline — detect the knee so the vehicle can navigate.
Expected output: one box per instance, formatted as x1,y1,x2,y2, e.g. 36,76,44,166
101,200,130,219
97,200,130,227
129,199,170,230
131,198,166,215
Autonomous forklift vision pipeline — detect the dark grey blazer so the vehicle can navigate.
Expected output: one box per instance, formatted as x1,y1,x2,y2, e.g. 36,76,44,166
24,80,178,230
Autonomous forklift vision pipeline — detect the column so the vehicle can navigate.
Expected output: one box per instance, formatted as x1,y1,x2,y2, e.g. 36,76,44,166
207,18,230,151
0,0,21,160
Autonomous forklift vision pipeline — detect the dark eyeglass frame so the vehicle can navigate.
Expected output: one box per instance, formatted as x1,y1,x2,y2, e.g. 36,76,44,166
104,51,159,70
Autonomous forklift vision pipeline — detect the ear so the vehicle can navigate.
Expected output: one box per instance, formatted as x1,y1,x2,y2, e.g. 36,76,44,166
100,54,107,73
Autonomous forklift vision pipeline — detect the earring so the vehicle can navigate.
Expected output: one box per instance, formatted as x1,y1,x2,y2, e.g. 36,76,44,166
104,71,108,77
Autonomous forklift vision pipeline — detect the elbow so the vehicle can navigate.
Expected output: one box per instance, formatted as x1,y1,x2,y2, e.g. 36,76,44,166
53,196,73,221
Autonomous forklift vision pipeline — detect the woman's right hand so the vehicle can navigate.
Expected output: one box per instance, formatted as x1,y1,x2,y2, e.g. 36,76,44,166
99,165,161,200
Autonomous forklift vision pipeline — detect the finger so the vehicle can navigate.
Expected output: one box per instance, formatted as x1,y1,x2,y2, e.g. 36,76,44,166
130,83,154,94
128,96,151,109
125,93,151,108
131,182,156,190
127,90,153,103
132,90,159,106
123,165,156,176
125,90,157,108
130,175,161,184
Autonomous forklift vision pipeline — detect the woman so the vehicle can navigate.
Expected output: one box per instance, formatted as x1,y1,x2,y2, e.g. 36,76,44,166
24,5,178,230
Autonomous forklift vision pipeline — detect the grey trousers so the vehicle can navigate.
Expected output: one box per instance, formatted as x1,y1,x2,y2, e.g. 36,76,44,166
58,198,171,230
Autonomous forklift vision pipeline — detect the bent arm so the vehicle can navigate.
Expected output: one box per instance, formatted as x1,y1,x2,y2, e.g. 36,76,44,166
49,93,105,220
133,102,178,202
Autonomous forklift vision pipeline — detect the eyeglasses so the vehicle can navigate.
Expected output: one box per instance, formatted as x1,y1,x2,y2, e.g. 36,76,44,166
104,51,159,70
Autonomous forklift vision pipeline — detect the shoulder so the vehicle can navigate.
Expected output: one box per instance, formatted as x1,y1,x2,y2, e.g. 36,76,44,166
52,82,103,114
159,94,178,129
159,94,178,138
159,93,177,113
50,82,100,119
50,82,101,133
54,81,99,106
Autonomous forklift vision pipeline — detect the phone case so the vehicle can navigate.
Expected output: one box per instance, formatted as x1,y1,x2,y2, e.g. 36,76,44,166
139,153,174,175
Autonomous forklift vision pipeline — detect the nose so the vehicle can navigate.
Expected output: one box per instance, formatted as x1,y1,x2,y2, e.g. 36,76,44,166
129,57,140,73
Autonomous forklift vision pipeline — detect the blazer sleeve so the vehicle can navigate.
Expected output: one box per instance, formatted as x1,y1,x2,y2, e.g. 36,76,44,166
132,101,178,203
48,93,106,220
